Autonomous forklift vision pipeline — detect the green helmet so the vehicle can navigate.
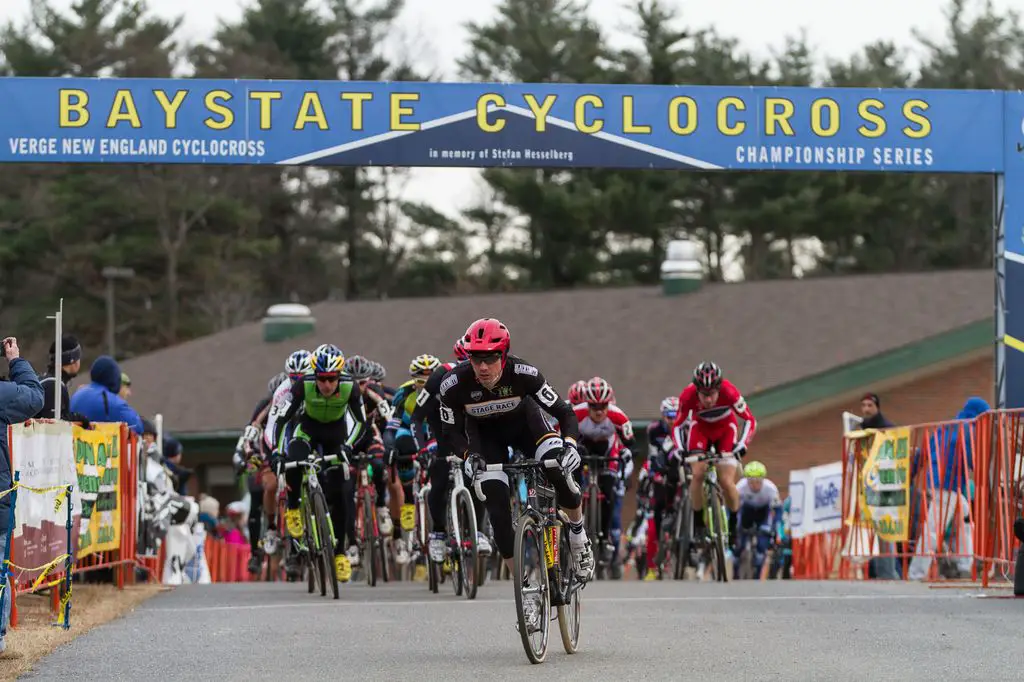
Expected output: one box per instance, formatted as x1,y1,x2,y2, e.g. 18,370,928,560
743,460,767,479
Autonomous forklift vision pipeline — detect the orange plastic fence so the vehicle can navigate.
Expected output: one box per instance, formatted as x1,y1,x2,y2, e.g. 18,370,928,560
794,409,1024,583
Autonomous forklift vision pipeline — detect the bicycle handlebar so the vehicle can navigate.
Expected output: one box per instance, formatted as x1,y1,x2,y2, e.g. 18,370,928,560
469,458,543,502
282,452,343,471
683,450,739,464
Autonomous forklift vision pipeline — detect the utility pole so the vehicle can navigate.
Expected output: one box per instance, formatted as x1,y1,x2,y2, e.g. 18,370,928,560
102,266,135,358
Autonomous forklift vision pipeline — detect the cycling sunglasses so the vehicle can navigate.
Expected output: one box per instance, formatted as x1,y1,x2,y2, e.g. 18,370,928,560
469,352,502,365
315,374,340,382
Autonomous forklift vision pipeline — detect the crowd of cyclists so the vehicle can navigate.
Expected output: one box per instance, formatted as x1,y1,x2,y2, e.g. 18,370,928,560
231,316,793,598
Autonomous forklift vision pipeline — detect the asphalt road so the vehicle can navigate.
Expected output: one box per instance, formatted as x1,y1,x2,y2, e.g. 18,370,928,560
20,578,1024,680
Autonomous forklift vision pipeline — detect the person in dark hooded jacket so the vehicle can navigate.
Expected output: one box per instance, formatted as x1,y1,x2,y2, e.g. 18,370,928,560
36,333,91,426
69,355,143,434
907,396,989,580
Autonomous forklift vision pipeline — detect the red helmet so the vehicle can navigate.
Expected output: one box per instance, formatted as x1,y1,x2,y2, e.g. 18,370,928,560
453,337,469,362
463,318,510,355
567,380,587,405
584,376,615,404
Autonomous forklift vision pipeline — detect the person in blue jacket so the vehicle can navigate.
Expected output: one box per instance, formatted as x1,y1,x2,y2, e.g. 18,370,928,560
69,355,143,434
907,396,988,581
0,336,44,655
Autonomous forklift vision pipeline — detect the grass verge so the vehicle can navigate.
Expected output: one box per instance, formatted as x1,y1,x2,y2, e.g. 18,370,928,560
0,583,165,681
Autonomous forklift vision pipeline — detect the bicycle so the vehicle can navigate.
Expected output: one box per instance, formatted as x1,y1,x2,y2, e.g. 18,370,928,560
350,450,389,586
428,455,480,599
281,450,343,599
578,452,622,580
392,451,426,582
736,522,775,580
653,463,694,580
683,447,737,583
472,457,583,665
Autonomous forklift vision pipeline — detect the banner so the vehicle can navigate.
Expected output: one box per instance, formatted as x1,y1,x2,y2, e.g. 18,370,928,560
0,78,1003,172
788,461,843,539
857,427,912,541
10,421,82,584
74,423,122,558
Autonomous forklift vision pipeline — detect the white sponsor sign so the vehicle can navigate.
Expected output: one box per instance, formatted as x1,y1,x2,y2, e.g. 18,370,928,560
788,460,843,539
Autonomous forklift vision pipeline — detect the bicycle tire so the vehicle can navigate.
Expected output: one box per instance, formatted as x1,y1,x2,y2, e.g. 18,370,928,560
557,516,581,654
363,491,377,587
708,487,729,583
585,482,603,580
674,492,693,581
514,514,550,664
311,487,339,599
446,499,463,597
456,489,479,600
376,533,390,584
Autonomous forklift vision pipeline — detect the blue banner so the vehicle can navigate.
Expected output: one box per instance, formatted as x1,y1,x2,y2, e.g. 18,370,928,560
0,77,1005,171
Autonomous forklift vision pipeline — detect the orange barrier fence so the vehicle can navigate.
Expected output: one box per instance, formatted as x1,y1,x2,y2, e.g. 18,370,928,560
794,409,1024,584
141,536,256,583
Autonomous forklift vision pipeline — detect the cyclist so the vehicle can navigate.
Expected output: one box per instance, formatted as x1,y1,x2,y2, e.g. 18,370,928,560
732,460,780,579
439,318,594,610
630,396,679,580
368,361,396,401
670,361,757,538
233,372,289,575
382,354,442,544
342,353,394,569
263,349,313,455
574,376,635,573
567,380,587,408
272,344,366,582
412,338,492,563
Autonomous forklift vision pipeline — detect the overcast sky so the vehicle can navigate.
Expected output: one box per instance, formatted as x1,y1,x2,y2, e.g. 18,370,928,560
9,0,1022,261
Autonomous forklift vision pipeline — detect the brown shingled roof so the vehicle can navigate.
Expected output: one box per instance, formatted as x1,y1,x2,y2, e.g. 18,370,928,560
120,269,992,432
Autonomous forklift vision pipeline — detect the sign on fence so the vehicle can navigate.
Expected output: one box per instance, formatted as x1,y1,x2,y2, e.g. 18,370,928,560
10,421,82,584
73,423,122,557
788,461,843,539
855,426,911,541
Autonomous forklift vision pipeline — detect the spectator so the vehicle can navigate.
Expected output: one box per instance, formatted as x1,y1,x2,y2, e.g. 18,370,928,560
36,333,90,426
907,396,988,581
860,392,894,429
162,437,192,496
0,336,44,656
859,392,900,580
119,372,132,401
69,355,143,434
222,502,248,547
198,494,221,538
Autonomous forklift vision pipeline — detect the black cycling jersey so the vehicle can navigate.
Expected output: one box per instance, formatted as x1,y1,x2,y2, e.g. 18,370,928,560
410,360,462,450
438,353,579,456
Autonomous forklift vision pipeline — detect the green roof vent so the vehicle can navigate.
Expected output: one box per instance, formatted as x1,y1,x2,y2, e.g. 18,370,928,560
262,303,315,343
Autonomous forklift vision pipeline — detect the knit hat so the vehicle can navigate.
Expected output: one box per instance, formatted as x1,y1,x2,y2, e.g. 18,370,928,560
48,334,82,366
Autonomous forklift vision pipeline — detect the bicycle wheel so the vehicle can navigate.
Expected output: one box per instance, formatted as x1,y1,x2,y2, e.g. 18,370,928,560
447,498,463,597
557,518,581,654
585,484,602,580
311,487,339,599
707,487,729,583
363,491,378,587
673,492,693,581
513,514,550,664
456,489,479,600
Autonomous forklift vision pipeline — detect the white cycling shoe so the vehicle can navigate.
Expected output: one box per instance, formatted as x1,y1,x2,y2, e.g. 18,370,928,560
570,532,595,582
476,532,492,556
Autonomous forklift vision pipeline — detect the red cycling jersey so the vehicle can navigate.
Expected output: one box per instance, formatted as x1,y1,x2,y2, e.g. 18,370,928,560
573,403,635,470
670,380,756,455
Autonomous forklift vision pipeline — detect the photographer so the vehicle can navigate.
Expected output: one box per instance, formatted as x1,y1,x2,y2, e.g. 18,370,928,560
0,336,44,655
